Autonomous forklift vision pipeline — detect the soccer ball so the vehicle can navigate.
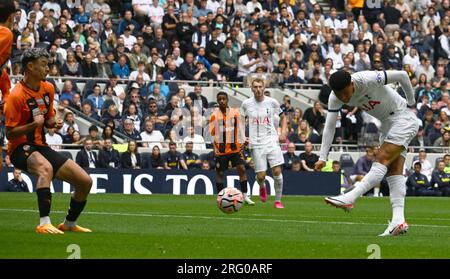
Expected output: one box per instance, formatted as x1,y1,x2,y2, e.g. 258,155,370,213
217,187,244,214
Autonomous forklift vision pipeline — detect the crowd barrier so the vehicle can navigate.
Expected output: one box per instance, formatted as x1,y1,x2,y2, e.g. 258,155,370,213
0,168,340,196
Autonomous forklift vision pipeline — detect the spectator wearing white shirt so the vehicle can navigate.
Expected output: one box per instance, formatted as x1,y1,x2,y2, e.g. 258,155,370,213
42,0,61,19
148,0,165,28
45,128,63,150
140,119,166,149
412,149,433,181
402,47,420,72
237,48,261,80
129,61,151,82
326,43,344,70
133,0,152,16
340,34,354,55
324,8,342,33
207,0,222,14
246,0,262,15
120,27,137,51
183,126,206,150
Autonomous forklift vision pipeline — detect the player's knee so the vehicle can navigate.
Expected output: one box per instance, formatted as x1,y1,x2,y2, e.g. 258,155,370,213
39,163,53,179
256,172,265,181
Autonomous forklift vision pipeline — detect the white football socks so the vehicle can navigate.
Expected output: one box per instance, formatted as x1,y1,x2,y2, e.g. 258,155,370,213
374,187,380,197
273,174,283,201
346,162,388,203
39,216,51,226
386,175,406,224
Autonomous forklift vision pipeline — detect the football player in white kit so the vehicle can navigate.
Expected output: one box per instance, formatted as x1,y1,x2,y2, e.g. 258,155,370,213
241,78,287,208
315,70,419,236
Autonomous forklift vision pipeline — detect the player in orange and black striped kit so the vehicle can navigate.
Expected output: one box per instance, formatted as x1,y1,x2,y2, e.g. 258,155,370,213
209,92,254,205
0,1,16,173
4,48,93,234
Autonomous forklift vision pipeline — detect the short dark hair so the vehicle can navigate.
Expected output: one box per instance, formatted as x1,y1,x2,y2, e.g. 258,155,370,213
329,70,352,92
21,48,50,72
414,161,422,168
216,91,228,99
0,0,15,23
89,125,98,132
332,160,340,166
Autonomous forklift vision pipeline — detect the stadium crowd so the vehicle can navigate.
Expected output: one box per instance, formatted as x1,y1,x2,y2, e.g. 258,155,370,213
0,0,450,197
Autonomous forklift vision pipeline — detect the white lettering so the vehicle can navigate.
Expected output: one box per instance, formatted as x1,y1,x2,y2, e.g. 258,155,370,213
62,181,72,194
123,174,132,194
167,175,188,195
134,174,153,194
89,174,108,194
366,0,382,9
187,175,213,195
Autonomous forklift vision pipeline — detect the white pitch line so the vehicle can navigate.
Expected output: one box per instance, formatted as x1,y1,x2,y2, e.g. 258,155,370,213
1,208,450,229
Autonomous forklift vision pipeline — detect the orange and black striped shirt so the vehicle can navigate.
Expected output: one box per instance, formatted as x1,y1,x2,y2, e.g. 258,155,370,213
4,81,55,155
209,107,243,156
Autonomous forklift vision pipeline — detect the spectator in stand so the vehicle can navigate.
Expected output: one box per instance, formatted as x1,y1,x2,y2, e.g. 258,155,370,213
97,138,121,168
431,161,450,196
148,145,164,169
182,126,206,150
291,160,301,172
237,48,260,81
350,146,375,183
101,104,122,129
188,85,209,113
87,84,104,115
6,168,29,192
182,141,202,169
59,81,78,104
140,118,166,149
76,139,98,168
81,53,98,78
433,130,450,153
163,142,188,170
61,112,79,134
118,10,140,36
407,161,441,196
81,101,100,121
303,101,325,135
412,149,433,181
84,125,103,150
283,142,299,170
61,52,83,77
112,54,130,79
102,125,118,144
120,118,142,141
122,103,142,132
121,140,141,169
45,128,63,151
201,160,211,170
299,141,319,172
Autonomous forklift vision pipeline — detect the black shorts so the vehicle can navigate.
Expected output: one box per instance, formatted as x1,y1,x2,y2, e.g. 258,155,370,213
11,143,68,176
215,152,244,172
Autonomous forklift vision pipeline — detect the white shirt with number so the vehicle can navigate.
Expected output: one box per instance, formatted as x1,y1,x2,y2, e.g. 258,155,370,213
241,96,282,148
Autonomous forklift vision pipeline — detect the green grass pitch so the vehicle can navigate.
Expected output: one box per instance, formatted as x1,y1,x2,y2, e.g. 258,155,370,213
0,193,449,259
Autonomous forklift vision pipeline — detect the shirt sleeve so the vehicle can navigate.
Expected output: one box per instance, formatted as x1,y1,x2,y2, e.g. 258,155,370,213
319,94,341,161
4,92,23,128
0,27,13,67
385,70,416,107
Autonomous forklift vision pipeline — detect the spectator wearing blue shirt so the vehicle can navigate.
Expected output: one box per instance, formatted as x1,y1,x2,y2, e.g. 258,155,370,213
112,55,130,79
59,80,77,104
87,84,104,115
195,47,212,71
74,5,90,25
148,74,170,99
117,10,140,36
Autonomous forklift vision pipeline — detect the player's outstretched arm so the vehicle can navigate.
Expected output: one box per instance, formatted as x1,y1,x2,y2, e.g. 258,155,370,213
385,70,416,106
315,111,338,171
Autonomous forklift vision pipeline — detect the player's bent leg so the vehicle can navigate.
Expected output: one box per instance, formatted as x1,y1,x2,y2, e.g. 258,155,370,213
26,152,64,234
325,142,404,212
54,160,93,233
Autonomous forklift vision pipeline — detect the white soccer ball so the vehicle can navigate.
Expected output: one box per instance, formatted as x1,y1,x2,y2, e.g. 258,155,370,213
217,187,244,214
